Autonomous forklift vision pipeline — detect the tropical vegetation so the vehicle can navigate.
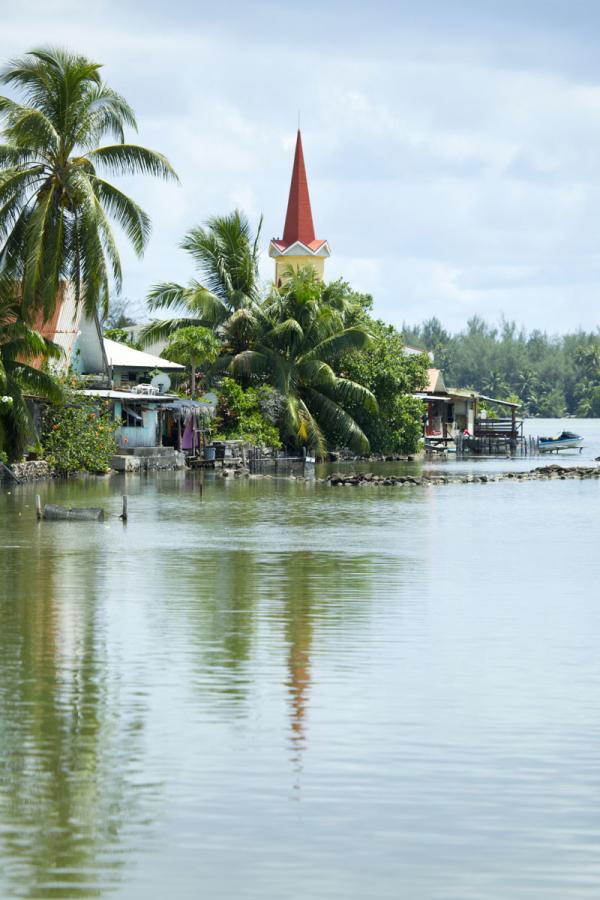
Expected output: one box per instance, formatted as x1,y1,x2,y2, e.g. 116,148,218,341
163,325,220,398
0,46,175,463
214,378,282,448
142,210,262,357
42,380,116,475
0,293,62,460
143,213,428,455
403,316,600,417
0,46,177,322
0,46,429,465
339,305,429,453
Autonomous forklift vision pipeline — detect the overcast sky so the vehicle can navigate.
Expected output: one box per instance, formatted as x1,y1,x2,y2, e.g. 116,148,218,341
3,1,600,333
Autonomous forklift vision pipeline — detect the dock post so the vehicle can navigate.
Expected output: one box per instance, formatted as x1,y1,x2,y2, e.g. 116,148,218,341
121,495,128,521
35,495,42,520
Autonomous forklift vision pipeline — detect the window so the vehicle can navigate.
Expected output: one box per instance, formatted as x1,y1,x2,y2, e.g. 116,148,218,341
121,404,144,428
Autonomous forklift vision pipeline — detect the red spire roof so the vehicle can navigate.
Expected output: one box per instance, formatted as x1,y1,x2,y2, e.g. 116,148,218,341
281,130,316,247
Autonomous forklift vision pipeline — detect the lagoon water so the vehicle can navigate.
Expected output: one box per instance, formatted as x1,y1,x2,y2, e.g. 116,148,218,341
1,419,600,899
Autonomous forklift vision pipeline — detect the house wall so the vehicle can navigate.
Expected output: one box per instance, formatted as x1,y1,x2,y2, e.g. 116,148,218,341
448,397,476,434
72,314,107,375
114,405,159,449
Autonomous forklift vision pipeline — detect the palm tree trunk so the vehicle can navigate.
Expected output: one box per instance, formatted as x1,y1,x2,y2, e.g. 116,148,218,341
190,355,196,398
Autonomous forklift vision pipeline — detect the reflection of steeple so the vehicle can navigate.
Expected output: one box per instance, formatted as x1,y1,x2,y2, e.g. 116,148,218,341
282,552,316,788
287,636,311,751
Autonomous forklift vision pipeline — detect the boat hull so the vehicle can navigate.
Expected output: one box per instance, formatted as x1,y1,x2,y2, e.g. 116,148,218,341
539,438,583,453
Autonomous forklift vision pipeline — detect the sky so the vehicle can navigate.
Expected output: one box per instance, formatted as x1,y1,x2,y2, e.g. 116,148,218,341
2,0,600,333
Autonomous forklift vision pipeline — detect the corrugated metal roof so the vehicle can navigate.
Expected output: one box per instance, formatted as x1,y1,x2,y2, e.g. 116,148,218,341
30,282,82,370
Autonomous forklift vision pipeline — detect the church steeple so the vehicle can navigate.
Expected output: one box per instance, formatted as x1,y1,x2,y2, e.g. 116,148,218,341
282,130,316,246
269,129,330,283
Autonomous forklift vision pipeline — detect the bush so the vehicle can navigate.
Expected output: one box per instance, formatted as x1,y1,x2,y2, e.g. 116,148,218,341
338,317,429,454
43,385,117,475
215,378,282,448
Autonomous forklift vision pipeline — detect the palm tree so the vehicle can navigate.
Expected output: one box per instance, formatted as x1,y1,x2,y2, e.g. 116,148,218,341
0,47,177,321
515,366,538,401
482,369,509,398
141,210,263,354
163,325,220,398
0,293,62,460
225,268,377,455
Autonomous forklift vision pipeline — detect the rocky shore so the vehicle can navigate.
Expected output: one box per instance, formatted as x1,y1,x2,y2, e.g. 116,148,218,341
8,460,54,482
325,464,600,487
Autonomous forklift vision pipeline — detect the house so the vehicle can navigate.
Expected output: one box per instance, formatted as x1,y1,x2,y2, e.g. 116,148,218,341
103,338,183,391
31,282,214,456
415,368,522,452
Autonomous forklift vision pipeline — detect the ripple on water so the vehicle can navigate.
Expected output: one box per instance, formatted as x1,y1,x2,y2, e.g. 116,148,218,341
1,468,600,898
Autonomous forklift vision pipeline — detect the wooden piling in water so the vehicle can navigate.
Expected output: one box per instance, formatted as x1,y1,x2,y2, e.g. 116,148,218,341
120,495,128,521
35,495,42,520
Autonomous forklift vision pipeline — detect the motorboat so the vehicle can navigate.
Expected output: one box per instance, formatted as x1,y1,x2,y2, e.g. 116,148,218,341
538,431,583,453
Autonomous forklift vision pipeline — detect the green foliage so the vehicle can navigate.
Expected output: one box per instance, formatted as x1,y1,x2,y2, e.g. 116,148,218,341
42,383,117,475
0,292,62,460
141,210,262,355
146,223,378,455
104,327,141,349
215,377,281,448
163,325,220,397
338,316,429,453
403,316,600,417
0,46,177,321
224,269,376,455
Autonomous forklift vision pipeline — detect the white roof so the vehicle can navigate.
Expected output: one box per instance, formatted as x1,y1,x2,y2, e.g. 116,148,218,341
80,390,176,401
103,337,184,370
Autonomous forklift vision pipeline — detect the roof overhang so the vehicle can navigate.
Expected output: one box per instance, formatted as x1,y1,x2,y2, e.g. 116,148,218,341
478,394,521,409
269,239,331,259
414,393,452,403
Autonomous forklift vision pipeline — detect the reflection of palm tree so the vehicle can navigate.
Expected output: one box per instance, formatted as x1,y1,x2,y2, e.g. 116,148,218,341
0,535,149,898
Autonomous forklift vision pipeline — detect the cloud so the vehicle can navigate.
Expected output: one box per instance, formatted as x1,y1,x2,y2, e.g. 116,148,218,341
2,1,600,332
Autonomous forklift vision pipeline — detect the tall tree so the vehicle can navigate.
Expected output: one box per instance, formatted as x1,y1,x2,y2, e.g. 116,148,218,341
163,325,219,398
142,210,263,354
226,268,377,455
0,47,177,321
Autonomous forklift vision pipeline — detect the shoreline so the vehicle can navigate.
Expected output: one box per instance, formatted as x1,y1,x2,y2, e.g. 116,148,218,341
324,464,600,487
4,460,600,491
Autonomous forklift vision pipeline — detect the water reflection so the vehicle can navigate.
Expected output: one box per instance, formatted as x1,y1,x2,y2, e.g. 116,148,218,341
5,469,600,899
0,531,151,899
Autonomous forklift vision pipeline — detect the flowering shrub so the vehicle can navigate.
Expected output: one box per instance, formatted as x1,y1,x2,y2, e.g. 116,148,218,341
43,385,117,475
214,378,281,448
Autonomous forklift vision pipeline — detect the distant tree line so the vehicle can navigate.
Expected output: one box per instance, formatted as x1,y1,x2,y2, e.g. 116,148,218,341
403,317,600,417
